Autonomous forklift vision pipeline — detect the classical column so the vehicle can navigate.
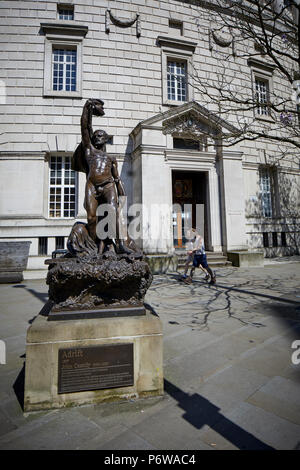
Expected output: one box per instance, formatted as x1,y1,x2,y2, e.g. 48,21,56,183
208,165,223,252
219,151,248,251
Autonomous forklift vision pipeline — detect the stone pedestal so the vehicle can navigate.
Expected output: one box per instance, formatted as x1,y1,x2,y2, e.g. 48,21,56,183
24,305,163,412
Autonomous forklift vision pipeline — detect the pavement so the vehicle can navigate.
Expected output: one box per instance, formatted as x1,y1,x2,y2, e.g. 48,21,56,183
0,257,300,451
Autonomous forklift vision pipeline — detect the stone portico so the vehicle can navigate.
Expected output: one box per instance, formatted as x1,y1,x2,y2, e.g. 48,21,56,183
130,101,248,256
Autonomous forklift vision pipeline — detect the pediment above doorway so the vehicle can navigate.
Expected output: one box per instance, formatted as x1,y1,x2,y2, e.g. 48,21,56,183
130,101,239,153
162,109,214,141
161,101,239,140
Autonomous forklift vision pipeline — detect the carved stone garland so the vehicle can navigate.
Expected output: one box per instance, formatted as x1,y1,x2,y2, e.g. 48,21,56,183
105,9,141,37
209,29,235,56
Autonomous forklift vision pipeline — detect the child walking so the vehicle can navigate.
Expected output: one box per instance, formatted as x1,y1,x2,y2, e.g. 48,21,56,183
183,229,216,285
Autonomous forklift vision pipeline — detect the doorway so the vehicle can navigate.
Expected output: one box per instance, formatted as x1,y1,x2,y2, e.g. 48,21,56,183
172,170,208,249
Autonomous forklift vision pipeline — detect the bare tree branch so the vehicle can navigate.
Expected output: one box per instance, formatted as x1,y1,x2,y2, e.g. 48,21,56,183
188,0,300,158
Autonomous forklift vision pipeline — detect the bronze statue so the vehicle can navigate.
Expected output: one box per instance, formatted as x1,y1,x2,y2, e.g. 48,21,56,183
47,99,151,315
72,99,138,255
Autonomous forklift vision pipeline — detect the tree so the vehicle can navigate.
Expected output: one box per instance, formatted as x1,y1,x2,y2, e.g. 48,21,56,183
188,0,300,162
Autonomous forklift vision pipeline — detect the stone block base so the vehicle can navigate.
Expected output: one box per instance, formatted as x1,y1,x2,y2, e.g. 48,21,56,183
227,251,264,267
0,241,31,283
0,271,23,283
145,255,178,274
24,305,163,412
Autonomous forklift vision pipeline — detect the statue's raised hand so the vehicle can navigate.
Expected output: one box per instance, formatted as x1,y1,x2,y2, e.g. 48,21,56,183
86,98,105,117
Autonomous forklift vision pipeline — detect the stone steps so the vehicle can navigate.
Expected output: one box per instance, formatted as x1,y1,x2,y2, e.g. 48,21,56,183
23,269,47,281
176,251,232,268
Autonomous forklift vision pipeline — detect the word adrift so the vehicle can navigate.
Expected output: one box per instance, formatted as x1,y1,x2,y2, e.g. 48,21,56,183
62,349,84,360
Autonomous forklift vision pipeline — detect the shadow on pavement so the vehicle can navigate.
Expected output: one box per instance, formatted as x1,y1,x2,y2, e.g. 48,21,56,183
13,362,25,411
164,379,274,450
12,283,48,304
167,273,300,305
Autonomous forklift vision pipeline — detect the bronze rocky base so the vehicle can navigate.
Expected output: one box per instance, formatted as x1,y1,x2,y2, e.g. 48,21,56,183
45,251,153,316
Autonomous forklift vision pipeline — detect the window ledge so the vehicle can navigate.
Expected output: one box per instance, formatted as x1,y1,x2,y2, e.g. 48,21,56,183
164,99,188,107
43,91,82,99
47,218,77,221
43,218,78,224
255,114,274,123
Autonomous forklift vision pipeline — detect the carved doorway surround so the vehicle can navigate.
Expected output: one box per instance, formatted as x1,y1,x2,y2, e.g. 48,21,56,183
129,101,241,254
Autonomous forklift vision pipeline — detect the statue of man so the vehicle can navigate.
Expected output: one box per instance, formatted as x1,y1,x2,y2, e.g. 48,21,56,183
72,98,135,254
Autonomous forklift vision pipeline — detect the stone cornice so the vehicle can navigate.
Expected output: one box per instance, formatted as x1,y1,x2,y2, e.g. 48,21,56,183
131,145,166,160
157,35,197,53
164,149,216,165
247,58,276,74
245,217,300,226
0,151,130,164
222,151,244,161
40,22,88,38
242,161,259,170
0,151,46,160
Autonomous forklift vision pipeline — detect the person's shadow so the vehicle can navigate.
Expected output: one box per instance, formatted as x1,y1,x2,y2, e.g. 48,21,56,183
13,358,25,411
164,379,274,450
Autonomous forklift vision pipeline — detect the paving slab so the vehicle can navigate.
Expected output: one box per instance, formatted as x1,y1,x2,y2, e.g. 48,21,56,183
0,409,101,450
129,398,218,450
77,395,170,431
201,401,300,450
237,341,296,378
246,376,300,425
94,428,156,451
191,365,270,414
0,408,17,438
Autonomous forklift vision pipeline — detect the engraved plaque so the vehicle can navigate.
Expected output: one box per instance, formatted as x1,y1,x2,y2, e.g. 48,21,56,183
58,344,134,394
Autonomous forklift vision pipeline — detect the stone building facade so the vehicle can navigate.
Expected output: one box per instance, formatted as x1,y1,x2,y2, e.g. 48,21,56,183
0,0,299,278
